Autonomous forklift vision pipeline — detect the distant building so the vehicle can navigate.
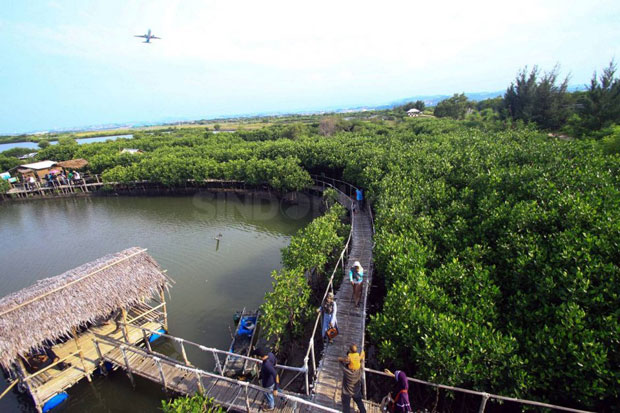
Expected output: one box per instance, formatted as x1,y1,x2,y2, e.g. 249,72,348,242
121,148,143,154
407,108,422,117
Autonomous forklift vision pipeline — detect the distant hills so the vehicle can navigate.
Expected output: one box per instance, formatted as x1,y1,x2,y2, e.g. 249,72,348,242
5,85,587,136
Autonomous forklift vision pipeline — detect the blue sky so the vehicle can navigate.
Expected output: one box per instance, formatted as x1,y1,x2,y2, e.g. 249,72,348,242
1,0,619,134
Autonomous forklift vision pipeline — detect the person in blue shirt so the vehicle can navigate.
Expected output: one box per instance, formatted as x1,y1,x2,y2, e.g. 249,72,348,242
349,261,364,307
255,347,279,411
355,188,364,212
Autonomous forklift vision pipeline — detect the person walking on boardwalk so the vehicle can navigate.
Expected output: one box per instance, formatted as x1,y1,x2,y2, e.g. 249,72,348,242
383,369,412,413
349,261,364,307
355,188,364,212
319,291,338,343
255,347,279,411
338,346,367,413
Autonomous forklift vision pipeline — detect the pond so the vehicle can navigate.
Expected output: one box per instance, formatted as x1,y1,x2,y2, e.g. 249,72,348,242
0,134,133,153
0,193,318,412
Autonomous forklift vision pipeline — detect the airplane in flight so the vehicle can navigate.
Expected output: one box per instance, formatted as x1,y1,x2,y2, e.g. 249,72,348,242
134,29,161,43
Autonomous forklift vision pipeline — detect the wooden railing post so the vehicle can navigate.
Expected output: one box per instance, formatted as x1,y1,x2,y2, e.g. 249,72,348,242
244,385,251,412
72,327,92,382
213,352,224,376
177,338,191,366
304,357,309,396
159,288,168,330
153,357,167,390
194,370,204,394
120,345,135,387
479,393,490,413
142,329,153,353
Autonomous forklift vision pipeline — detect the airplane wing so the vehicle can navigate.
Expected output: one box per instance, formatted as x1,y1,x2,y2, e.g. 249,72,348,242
135,35,148,38
151,35,161,39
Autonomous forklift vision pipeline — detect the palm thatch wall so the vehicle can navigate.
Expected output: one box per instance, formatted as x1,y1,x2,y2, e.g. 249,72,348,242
0,247,172,369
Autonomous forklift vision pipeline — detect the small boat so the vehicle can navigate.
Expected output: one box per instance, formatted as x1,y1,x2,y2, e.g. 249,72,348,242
221,308,259,377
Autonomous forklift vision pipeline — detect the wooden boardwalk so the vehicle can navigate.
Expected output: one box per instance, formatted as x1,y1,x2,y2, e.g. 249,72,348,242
100,336,326,412
309,185,378,412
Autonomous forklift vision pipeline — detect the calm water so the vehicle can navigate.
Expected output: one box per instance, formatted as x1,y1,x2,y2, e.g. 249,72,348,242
0,194,317,412
0,134,133,153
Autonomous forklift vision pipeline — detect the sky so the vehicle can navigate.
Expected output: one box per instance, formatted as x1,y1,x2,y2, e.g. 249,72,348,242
1,0,619,134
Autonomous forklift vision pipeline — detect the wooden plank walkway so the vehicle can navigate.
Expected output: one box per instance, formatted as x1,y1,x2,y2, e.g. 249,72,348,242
309,190,378,412
101,339,314,412
28,317,164,408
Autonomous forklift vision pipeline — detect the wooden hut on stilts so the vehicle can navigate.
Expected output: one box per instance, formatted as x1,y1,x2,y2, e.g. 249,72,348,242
0,247,173,412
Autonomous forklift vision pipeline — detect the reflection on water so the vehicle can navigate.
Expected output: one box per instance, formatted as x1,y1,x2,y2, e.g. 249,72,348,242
0,194,317,412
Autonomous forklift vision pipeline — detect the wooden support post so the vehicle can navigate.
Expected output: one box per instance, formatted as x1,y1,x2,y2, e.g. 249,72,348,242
244,385,251,413
120,345,135,388
304,357,310,396
178,339,190,366
154,357,167,390
194,370,204,394
213,353,224,376
142,329,153,353
478,393,490,413
72,327,92,382
159,288,168,330
311,340,316,373
121,308,130,343
17,359,41,413
93,338,103,362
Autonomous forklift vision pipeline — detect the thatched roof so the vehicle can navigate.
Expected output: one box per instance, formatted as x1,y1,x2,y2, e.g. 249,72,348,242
0,247,172,368
57,158,89,170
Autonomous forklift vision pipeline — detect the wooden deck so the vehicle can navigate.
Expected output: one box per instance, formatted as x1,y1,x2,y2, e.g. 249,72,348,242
309,188,377,412
24,303,165,410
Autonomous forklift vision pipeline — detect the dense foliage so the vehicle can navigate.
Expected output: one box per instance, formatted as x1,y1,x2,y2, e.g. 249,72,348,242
161,394,223,413
2,104,618,410
261,203,348,350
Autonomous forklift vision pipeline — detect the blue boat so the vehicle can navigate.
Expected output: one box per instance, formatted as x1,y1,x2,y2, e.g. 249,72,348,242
221,308,259,377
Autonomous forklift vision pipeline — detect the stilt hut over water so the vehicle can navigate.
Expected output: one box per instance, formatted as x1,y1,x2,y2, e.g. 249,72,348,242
0,247,172,413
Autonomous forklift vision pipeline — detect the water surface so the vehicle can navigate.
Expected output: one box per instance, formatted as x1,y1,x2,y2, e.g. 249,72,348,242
0,194,316,412
0,134,133,153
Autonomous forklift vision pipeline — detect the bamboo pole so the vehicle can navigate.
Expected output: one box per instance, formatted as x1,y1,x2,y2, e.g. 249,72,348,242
121,308,130,343
195,370,204,394
479,393,490,413
178,339,190,366
153,357,167,390
17,359,42,413
72,327,92,382
120,345,135,387
159,288,168,330
142,329,153,353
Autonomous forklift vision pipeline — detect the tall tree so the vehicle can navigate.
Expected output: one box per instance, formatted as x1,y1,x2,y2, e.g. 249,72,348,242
434,93,473,119
504,65,569,130
579,60,620,131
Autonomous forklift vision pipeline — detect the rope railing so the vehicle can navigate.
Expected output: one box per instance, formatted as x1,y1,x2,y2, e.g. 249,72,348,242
364,368,594,413
108,325,305,374
93,334,340,413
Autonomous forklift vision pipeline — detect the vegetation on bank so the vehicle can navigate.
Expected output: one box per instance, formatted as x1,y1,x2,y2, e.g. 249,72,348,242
161,394,223,413
261,202,348,351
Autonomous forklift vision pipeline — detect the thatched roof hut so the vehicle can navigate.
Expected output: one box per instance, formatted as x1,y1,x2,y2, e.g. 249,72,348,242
57,158,89,170
0,247,171,369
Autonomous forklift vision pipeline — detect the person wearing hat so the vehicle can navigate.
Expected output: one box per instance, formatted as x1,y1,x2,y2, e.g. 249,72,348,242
349,261,364,307
338,346,367,413
318,291,338,344
254,347,279,411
